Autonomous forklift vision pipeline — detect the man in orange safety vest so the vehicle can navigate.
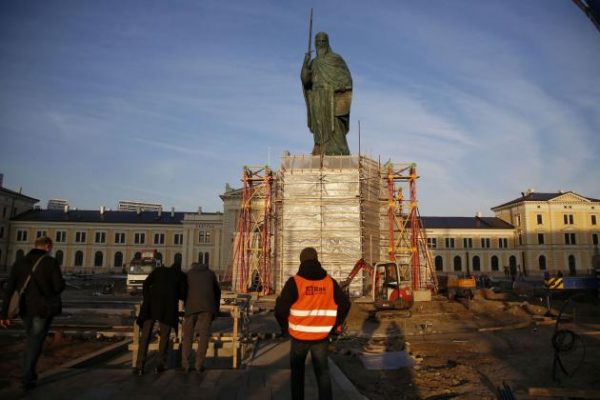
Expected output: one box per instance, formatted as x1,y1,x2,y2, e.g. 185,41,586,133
275,247,351,400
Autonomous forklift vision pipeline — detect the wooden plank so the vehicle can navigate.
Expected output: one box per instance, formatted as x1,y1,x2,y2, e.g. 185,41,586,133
528,387,600,398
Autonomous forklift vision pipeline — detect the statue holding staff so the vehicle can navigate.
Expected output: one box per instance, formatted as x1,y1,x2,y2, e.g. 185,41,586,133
301,21,353,156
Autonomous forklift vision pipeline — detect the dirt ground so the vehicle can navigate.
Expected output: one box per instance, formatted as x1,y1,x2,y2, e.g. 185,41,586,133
331,292,600,399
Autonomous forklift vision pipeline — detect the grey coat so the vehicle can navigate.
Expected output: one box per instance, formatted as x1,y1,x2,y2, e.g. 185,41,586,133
184,263,221,316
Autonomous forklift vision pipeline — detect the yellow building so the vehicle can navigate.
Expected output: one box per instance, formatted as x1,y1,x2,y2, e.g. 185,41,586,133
491,190,600,276
7,207,225,277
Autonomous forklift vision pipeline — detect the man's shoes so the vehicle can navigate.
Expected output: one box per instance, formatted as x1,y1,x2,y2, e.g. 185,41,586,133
21,382,36,391
182,366,191,373
154,365,166,374
132,368,143,376
196,366,205,373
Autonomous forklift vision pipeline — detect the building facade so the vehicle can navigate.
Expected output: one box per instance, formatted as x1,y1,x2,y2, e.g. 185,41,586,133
4,187,599,280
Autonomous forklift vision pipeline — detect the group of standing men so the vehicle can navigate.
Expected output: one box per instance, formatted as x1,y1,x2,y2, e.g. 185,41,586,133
133,260,221,375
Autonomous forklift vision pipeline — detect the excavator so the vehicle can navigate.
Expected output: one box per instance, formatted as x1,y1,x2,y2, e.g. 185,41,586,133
340,258,413,318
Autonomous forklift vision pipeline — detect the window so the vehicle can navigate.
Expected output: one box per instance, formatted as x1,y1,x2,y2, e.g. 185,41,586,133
564,233,576,245
435,256,443,271
36,230,47,238
593,233,599,246
114,252,123,267
445,238,455,248
16,249,25,261
491,255,499,271
16,230,28,242
463,238,473,248
516,215,521,226
499,238,508,248
592,215,597,225
174,233,183,245
564,214,574,225
94,251,103,267
538,255,546,270
473,256,481,271
95,232,106,243
2,207,6,217
55,250,63,266
198,252,204,264
154,233,165,245
75,231,86,243
204,252,209,266
55,231,67,243
481,238,491,248
199,230,211,244
114,232,126,244
568,255,576,275
0,226,3,239
174,253,182,265
427,237,437,248
134,233,145,244
74,251,84,267
453,256,462,271
538,233,545,245
537,214,543,225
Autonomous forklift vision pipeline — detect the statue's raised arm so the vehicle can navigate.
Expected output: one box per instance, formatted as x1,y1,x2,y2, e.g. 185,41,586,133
301,32,352,156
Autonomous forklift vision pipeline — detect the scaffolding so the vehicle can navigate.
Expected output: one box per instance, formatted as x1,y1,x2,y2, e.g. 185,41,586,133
381,162,438,292
231,166,274,295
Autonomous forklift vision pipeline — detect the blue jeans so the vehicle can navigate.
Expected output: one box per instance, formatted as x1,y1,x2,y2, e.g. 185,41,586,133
22,315,53,385
290,338,332,400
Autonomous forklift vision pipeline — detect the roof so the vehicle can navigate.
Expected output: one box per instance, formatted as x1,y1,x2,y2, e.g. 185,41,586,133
492,191,600,210
420,216,514,230
11,209,188,224
0,186,39,203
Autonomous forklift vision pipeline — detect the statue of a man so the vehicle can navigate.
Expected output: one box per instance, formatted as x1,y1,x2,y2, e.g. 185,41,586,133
301,32,353,156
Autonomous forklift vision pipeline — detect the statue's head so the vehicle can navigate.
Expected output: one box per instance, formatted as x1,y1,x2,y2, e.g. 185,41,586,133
315,32,330,56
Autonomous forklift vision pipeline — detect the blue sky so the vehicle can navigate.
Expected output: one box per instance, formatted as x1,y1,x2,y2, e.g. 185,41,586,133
1,1,599,216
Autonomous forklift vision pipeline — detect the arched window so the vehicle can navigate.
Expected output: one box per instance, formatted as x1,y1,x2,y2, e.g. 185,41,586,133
114,252,123,267
94,251,103,267
473,256,481,271
75,251,84,267
174,253,182,265
156,252,163,263
509,256,517,269
435,256,443,271
134,251,141,260
55,250,64,266
204,252,209,266
198,252,204,264
491,255,499,271
453,256,462,271
538,255,546,270
16,249,25,262
568,255,576,276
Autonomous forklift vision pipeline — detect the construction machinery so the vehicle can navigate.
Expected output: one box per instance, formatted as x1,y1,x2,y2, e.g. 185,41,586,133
340,258,413,315
126,249,161,295
446,274,477,300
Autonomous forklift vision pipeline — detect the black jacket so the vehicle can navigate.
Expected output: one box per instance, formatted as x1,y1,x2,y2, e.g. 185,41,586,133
274,259,351,339
136,265,187,331
1,248,65,319
184,263,221,316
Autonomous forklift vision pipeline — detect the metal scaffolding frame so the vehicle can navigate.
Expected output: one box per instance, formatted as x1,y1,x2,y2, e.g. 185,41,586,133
382,162,438,292
231,166,274,295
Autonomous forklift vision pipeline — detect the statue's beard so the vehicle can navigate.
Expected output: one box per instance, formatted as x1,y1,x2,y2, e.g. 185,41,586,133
316,45,329,57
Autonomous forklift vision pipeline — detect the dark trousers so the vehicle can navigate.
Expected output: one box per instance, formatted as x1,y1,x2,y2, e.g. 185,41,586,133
22,315,52,385
181,312,213,370
290,338,332,400
136,320,172,369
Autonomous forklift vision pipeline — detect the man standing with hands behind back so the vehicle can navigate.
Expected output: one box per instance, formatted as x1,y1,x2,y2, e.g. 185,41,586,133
275,247,351,400
1,236,65,390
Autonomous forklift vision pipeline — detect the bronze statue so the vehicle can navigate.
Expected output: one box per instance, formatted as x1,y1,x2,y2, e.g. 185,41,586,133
301,31,353,156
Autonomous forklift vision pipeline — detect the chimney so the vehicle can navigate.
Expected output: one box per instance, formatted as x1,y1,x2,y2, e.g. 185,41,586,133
475,211,482,218
198,206,203,215
64,205,69,213
136,207,141,215
171,207,175,217
527,188,535,195
100,206,105,215
0,173,3,187
158,209,162,217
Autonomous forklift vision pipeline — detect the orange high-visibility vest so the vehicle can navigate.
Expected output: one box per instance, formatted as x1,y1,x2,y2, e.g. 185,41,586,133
288,275,338,341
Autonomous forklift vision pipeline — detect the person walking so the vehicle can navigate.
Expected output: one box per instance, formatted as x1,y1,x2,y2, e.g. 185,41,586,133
0,236,65,390
275,247,351,400
181,262,221,373
133,261,186,375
